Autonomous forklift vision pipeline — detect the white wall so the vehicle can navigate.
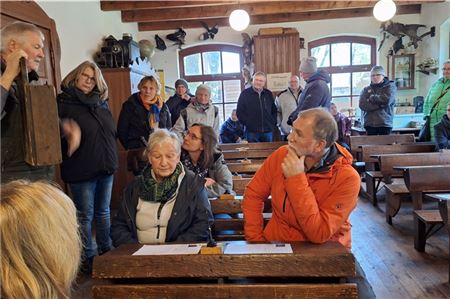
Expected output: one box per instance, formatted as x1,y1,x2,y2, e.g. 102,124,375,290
38,0,139,77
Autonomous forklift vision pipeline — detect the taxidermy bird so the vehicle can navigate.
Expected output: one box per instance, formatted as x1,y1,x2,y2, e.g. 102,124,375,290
378,21,435,51
166,28,186,49
392,36,405,54
155,35,166,51
241,33,253,66
199,21,219,40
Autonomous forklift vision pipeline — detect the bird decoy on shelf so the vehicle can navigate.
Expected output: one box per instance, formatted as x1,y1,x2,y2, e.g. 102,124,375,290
166,28,186,49
199,21,219,40
155,34,166,51
378,21,435,52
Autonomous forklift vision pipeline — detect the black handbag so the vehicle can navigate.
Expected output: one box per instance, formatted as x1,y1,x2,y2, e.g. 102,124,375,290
418,86,450,142
418,116,431,142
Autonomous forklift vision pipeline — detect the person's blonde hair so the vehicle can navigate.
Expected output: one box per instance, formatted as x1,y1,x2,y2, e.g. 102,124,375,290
61,61,108,100
0,21,44,53
1,180,81,299
138,75,161,95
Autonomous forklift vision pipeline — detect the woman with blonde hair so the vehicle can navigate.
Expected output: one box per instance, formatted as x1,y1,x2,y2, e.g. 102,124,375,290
1,180,81,299
58,60,118,273
118,75,171,175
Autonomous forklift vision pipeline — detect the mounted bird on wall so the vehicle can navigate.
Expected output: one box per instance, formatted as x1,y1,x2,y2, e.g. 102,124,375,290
378,21,435,52
155,34,166,51
199,21,219,40
166,28,187,49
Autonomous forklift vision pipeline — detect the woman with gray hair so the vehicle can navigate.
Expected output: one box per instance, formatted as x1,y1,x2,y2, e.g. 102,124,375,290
172,84,219,140
111,129,213,247
57,60,118,274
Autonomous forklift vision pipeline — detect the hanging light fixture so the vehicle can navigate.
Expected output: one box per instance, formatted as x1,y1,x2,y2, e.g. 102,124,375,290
229,9,250,31
373,0,397,22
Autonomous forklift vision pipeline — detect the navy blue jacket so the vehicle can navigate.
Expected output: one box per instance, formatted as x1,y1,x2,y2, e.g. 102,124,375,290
220,117,245,143
236,87,277,133
166,93,193,126
117,93,171,150
288,70,331,125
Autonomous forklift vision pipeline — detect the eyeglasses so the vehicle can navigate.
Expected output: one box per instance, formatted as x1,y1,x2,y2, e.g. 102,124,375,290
183,131,202,141
80,73,96,83
443,68,450,71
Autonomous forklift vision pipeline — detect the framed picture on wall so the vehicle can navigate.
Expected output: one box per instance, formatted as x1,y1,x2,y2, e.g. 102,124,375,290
388,54,415,90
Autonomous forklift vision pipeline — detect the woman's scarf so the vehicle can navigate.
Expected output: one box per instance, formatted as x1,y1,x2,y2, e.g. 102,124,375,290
140,94,163,129
181,150,208,178
138,162,183,203
63,86,102,107
192,99,210,113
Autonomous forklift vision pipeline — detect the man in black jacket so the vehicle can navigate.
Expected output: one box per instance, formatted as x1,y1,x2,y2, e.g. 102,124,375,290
236,71,277,142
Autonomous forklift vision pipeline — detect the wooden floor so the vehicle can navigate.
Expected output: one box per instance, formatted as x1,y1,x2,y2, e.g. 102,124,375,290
72,188,450,299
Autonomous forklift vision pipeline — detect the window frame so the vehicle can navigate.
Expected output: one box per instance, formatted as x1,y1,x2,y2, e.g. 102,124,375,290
179,44,244,123
308,36,376,111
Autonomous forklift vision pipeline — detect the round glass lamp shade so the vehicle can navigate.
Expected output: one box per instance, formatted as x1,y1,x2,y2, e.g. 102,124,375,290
229,9,250,31
373,0,397,22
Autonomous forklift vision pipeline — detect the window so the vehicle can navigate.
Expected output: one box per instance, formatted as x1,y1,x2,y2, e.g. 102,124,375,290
179,45,244,124
309,36,376,116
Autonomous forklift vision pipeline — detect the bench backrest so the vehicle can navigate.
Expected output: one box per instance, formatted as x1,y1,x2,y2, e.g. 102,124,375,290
233,177,252,195
223,148,276,161
360,143,436,162
228,162,263,174
379,152,450,178
219,141,286,151
405,165,450,192
349,134,415,157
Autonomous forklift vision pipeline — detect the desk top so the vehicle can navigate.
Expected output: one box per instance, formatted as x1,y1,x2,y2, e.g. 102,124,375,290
425,193,450,201
93,241,355,279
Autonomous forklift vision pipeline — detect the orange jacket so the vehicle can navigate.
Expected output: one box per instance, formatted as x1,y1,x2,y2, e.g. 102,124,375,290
242,143,360,249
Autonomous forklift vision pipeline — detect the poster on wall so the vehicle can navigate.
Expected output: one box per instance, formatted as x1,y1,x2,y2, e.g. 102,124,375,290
266,72,291,91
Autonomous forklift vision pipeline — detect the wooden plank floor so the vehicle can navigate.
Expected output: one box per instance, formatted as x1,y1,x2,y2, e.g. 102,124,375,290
72,188,450,299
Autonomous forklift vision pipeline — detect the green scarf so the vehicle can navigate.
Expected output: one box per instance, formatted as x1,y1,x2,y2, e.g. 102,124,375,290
139,163,183,203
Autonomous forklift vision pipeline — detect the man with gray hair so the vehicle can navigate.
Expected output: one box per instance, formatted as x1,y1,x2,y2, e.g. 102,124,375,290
172,84,219,140
275,74,302,140
287,57,331,126
0,21,53,182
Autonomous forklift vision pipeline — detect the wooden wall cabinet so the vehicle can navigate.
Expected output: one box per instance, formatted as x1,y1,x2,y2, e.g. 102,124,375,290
102,65,154,209
388,54,415,90
253,32,300,77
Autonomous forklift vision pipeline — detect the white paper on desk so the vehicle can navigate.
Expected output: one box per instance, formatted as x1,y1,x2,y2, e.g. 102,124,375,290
132,244,202,256
224,243,293,254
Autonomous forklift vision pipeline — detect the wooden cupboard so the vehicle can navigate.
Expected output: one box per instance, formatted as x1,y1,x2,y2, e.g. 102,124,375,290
101,65,154,209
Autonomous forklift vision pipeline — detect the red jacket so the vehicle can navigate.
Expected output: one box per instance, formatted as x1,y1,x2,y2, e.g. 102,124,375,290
242,143,359,249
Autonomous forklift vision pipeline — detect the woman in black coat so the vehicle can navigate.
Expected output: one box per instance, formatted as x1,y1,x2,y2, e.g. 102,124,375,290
58,60,118,273
117,75,171,175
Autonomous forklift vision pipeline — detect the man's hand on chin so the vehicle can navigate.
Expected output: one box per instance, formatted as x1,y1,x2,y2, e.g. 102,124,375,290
281,147,305,178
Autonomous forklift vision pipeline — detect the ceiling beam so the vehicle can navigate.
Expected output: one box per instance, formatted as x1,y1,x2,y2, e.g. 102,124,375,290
123,1,388,22
138,4,421,31
100,1,268,11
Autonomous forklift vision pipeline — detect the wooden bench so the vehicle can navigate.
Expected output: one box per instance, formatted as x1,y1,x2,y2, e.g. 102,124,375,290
365,151,447,208
228,161,263,175
407,168,450,256
210,196,271,241
223,148,275,163
349,133,415,160
219,141,286,151
383,154,450,224
233,177,252,196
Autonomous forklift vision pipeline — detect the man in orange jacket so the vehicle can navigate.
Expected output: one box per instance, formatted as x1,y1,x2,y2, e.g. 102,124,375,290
242,107,360,249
